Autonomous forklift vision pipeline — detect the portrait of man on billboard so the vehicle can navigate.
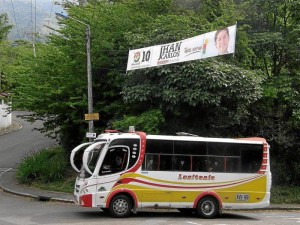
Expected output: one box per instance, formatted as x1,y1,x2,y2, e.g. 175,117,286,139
214,27,230,55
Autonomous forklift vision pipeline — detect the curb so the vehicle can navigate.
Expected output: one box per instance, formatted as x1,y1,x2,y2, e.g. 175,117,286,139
223,207,300,211
1,186,74,204
0,169,74,204
0,121,23,136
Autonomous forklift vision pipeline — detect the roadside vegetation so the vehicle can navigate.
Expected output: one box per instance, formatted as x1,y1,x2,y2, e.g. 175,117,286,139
271,186,300,204
16,147,300,204
16,147,74,193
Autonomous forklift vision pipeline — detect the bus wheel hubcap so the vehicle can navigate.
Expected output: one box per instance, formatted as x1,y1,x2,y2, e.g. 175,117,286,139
202,201,214,215
113,199,128,214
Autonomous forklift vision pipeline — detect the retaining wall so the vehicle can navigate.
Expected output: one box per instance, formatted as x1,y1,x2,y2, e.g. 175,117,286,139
0,100,12,130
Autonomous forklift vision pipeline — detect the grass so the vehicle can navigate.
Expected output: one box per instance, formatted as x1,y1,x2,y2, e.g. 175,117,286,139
271,186,300,204
16,147,300,202
29,170,75,193
16,146,75,193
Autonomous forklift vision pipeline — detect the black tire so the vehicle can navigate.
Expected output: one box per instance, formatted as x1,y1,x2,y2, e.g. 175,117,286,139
100,208,109,213
195,196,219,219
109,194,133,218
177,208,195,215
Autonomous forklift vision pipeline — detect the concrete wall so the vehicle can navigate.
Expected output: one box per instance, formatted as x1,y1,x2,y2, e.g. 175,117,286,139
0,100,12,130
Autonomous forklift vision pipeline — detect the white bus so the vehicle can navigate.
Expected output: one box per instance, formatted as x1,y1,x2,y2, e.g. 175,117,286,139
70,129,271,218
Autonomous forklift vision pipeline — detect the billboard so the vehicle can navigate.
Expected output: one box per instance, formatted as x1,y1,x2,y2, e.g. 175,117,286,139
126,24,237,71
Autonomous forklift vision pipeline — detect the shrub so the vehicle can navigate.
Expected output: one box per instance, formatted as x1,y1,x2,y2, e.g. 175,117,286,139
16,147,67,183
112,109,165,134
271,186,300,204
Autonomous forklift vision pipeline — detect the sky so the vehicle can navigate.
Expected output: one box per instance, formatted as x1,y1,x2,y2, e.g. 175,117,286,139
0,0,65,40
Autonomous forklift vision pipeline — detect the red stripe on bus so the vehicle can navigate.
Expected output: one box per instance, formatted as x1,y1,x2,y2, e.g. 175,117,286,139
118,175,261,190
126,132,147,173
193,191,223,208
105,189,138,208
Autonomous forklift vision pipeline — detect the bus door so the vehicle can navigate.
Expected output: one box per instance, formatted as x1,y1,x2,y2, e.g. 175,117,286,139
95,146,130,204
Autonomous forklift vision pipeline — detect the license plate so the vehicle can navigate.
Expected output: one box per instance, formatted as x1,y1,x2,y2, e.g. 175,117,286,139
236,194,249,201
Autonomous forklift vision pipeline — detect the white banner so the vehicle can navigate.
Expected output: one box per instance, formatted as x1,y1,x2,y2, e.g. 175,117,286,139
126,24,237,71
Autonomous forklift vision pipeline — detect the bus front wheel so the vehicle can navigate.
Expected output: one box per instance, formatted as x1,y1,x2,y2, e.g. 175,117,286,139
195,196,219,219
109,194,133,218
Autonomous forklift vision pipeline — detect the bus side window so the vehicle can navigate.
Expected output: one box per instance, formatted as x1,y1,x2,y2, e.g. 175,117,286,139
208,157,224,172
192,156,206,172
173,155,190,171
160,155,172,171
144,154,158,171
226,157,240,172
205,159,214,172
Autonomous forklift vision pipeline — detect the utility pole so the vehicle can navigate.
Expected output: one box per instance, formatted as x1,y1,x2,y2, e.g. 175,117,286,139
55,13,94,137
86,24,94,134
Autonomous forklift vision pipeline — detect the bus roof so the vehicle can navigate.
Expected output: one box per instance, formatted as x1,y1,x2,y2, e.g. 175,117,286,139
96,131,266,145
146,134,266,144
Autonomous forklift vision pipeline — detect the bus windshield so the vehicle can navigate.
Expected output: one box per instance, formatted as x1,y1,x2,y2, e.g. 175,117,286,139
79,141,107,178
99,145,130,175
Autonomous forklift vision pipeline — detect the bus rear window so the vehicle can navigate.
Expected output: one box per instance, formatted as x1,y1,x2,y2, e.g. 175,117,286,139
240,144,263,173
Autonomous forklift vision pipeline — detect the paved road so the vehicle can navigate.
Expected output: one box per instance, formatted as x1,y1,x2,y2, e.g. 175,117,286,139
0,111,57,168
0,191,300,225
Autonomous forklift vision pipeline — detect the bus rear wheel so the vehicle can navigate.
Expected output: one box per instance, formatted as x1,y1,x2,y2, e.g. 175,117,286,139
109,194,133,218
195,196,219,219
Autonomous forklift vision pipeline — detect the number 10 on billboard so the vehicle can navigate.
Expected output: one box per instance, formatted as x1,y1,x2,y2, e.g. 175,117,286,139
142,50,151,62
127,47,153,71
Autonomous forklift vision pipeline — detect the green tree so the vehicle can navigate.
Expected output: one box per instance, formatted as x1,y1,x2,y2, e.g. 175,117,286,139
120,0,263,137
8,0,261,148
0,13,12,41
241,0,300,185
0,13,13,93
9,0,178,150
122,59,264,136
9,41,88,150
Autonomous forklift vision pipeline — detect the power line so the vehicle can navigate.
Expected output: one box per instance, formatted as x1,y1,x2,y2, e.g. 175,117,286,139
10,0,21,39
31,0,36,58
46,0,56,34
34,0,37,36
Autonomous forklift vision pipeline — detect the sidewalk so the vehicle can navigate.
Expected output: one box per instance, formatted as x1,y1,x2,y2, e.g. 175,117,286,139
0,168,74,203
